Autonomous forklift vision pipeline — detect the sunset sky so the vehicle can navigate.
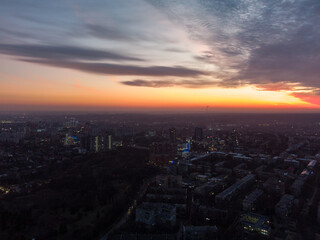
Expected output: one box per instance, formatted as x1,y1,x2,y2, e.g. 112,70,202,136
1,0,320,112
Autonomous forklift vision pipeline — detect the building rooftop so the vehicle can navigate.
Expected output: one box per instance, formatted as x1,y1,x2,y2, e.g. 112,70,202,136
244,189,264,203
240,212,271,236
276,194,294,208
216,174,255,201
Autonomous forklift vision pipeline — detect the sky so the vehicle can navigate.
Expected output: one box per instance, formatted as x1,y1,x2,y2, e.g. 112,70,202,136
1,0,320,112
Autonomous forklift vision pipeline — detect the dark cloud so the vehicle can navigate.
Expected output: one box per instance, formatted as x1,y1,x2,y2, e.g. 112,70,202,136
0,28,34,39
85,23,178,45
121,79,218,88
149,0,320,94
122,79,175,87
164,48,187,53
85,24,132,41
255,82,295,92
0,43,207,77
23,59,207,77
0,44,142,62
237,23,320,89
223,0,320,92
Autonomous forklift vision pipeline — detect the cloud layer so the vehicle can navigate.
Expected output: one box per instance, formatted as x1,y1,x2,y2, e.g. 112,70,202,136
23,59,207,77
1,0,320,105
121,79,218,88
0,44,142,62
145,0,320,103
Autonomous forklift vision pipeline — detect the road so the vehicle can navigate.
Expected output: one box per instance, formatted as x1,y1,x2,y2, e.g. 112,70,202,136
99,178,152,240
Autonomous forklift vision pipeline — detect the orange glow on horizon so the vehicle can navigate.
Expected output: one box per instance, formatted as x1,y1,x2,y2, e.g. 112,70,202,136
0,56,318,112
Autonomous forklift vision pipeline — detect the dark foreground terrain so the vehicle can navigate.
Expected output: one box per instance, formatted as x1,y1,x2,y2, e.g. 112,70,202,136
0,147,157,240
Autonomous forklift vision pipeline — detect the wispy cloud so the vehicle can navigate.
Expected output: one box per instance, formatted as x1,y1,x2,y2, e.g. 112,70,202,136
85,23,133,41
255,82,296,92
121,79,219,88
0,44,142,62
23,59,207,77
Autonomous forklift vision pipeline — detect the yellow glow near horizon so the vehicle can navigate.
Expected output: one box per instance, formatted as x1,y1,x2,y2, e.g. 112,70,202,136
0,56,316,111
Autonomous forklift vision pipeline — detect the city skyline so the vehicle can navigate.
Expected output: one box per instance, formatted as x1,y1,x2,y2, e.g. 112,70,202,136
1,0,320,112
